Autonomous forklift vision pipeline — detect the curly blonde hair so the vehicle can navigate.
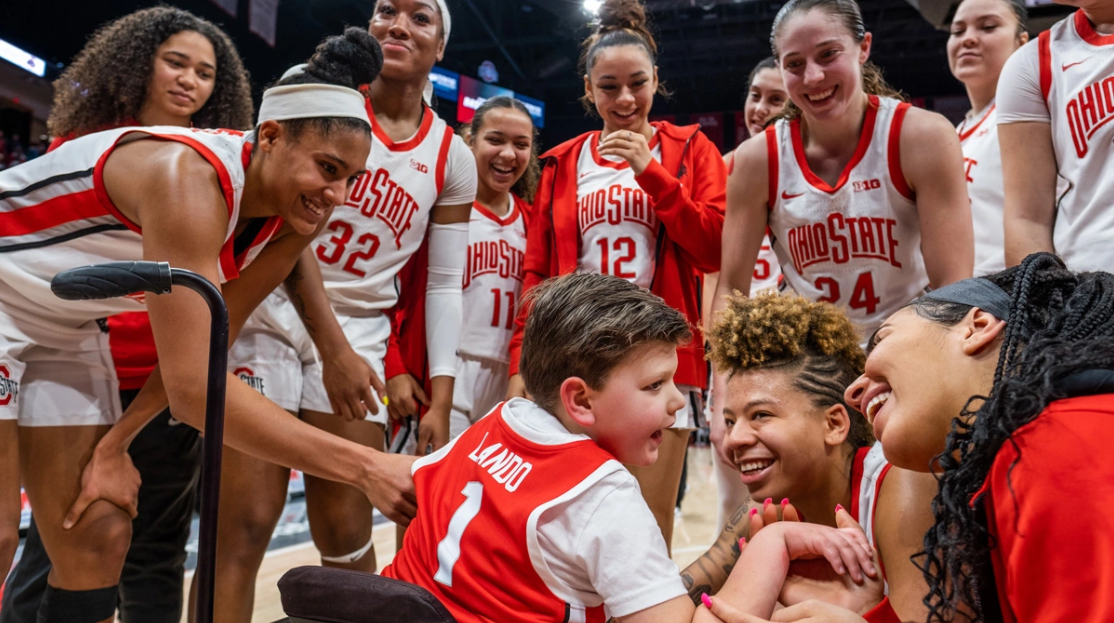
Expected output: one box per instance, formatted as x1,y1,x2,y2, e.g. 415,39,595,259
708,292,873,448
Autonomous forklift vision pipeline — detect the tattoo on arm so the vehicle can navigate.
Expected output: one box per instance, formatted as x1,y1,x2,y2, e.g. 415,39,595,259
679,501,751,606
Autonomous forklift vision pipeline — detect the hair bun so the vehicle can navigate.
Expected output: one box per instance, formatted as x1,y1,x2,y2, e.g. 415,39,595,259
304,27,384,89
597,0,648,34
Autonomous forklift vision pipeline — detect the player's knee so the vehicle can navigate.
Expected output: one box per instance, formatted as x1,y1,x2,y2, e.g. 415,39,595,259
227,506,281,558
63,502,133,570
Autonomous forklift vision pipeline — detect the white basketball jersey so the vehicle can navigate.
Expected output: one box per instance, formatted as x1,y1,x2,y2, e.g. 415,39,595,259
459,195,527,363
958,104,1006,275
767,96,928,340
0,126,274,322
576,131,662,290
314,102,457,311
1037,12,1114,272
752,231,782,294
852,441,892,593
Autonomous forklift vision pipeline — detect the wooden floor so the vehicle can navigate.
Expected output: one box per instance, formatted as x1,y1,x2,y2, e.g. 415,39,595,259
182,445,723,623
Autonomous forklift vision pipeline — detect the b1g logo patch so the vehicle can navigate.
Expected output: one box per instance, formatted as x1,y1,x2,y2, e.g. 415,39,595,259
233,367,266,396
0,365,20,407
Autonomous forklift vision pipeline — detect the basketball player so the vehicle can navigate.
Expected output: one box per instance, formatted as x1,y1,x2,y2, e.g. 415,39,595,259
704,56,790,532
383,273,877,623
706,293,937,622
715,0,973,345
1,8,252,623
201,3,476,605
0,31,416,623
448,96,536,439
948,0,1030,275
999,0,1114,270
506,0,727,551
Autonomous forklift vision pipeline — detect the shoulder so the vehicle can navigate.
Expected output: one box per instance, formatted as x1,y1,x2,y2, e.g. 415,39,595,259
898,106,960,143
445,134,476,177
730,130,772,178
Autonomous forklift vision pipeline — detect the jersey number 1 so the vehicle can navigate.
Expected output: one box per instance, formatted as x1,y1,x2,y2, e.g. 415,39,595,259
433,481,484,587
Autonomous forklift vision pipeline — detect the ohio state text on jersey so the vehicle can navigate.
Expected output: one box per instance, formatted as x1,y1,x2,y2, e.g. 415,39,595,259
460,196,527,363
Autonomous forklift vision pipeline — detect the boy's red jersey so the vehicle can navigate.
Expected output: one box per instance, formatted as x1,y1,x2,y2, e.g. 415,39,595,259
382,402,621,623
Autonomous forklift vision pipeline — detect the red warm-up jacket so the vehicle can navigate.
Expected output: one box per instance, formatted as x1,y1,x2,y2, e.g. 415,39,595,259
508,121,726,389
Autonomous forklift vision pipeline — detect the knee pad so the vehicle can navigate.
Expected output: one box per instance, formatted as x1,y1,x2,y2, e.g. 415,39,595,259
37,584,117,623
319,533,375,565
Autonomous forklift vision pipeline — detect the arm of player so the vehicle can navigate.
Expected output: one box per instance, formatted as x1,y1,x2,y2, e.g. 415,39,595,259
108,138,416,523
1000,121,1057,266
900,108,973,287
634,133,727,273
872,467,938,622
285,248,386,421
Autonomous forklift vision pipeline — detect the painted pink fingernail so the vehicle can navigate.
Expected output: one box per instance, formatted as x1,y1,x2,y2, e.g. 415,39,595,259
749,508,758,517
781,498,790,506
835,503,845,513
738,537,747,549
763,497,773,507
701,593,713,609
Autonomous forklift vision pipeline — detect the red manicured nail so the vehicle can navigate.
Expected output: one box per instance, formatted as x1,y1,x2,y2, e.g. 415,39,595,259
701,593,713,609
781,498,790,506
835,503,845,513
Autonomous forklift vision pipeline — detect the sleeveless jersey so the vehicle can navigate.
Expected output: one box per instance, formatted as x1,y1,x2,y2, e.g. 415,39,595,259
459,195,527,363
726,153,783,294
1036,11,1114,271
575,131,662,290
767,96,928,339
383,403,620,623
0,126,280,322
314,100,457,311
957,103,1006,275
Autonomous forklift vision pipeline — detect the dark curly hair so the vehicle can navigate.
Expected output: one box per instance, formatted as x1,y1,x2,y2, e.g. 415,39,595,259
912,253,1114,622
49,6,253,137
269,27,383,142
770,0,905,121
460,96,540,203
707,292,874,449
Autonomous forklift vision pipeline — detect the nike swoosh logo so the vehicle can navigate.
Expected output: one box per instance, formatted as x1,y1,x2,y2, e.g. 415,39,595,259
580,172,590,179
1062,59,1089,71
781,191,804,200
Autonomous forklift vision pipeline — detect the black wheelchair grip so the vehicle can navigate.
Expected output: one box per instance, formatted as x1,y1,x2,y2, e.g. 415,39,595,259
50,261,173,301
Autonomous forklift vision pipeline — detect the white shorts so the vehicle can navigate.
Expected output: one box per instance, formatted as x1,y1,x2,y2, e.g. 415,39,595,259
300,311,390,424
0,316,121,427
449,354,509,439
673,384,703,430
228,293,318,413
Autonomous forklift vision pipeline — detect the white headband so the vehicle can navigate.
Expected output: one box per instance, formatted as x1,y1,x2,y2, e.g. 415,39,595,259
257,82,370,127
435,0,451,45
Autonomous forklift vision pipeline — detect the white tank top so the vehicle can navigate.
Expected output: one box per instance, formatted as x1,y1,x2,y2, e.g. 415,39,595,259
459,195,527,363
767,96,928,341
1036,12,1114,272
958,103,1006,276
314,102,457,312
0,126,277,322
575,131,661,290
852,442,892,593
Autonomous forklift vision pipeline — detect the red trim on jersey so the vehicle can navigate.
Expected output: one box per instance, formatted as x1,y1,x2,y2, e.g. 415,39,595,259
589,130,663,170
958,104,996,143
1074,9,1114,46
1038,31,1053,104
872,461,894,581
91,131,238,235
473,197,521,227
791,95,880,194
849,446,870,522
887,102,915,202
435,127,453,195
764,125,779,211
366,97,436,152
0,189,105,236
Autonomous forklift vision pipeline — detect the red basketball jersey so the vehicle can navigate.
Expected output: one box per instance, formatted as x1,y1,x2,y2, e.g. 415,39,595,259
383,403,622,623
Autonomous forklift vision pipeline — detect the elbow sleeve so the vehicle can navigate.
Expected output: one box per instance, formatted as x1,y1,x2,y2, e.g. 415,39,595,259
425,222,468,378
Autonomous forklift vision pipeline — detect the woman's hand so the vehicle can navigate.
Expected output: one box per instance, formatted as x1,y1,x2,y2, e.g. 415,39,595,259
322,346,385,421
417,404,450,455
506,373,527,400
764,516,877,583
386,373,430,421
598,130,654,176
778,506,884,613
63,442,142,529
703,596,870,623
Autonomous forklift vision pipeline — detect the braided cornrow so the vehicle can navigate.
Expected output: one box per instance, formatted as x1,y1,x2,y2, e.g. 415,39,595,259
912,253,1114,622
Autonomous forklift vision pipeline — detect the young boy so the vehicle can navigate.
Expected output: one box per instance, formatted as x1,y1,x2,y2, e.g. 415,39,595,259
381,273,874,622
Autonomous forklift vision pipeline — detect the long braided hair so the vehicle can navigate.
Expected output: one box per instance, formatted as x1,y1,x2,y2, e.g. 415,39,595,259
913,253,1114,622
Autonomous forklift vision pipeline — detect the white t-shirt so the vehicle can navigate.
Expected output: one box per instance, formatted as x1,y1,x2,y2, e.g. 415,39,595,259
497,398,686,618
